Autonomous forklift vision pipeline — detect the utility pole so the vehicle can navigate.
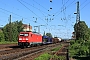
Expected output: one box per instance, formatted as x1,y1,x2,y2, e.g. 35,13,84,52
9,15,12,42
29,23,30,31
74,1,80,40
38,26,40,34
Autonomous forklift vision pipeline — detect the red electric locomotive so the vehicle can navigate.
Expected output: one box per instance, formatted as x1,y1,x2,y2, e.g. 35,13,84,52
18,31,42,48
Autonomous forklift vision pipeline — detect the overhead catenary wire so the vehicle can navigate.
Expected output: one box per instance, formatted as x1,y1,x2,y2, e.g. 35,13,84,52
0,0,89,35
32,0,48,11
17,0,47,24
62,0,67,20
0,7,32,21
54,0,69,16
32,0,54,15
49,0,75,25
54,0,70,16
0,1,43,24
69,0,87,13
80,1,90,10
68,0,90,21
21,0,48,17
0,7,44,25
54,0,76,19
32,0,53,21
51,0,76,32
32,0,56,25
0,0,53,32
80,0,87,7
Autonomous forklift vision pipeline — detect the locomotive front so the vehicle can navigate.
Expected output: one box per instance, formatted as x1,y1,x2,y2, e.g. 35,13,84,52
18,32,30,47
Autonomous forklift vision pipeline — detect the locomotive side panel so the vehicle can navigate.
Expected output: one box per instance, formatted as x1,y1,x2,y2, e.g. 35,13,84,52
30,33,42,45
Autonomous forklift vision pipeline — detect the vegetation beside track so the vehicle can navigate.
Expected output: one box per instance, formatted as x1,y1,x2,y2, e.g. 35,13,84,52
69,40,90,60
0,41,17,44
0,20,23,42
51,44,62,51
34,53,65,60
34,44,66,60
70,21,90,60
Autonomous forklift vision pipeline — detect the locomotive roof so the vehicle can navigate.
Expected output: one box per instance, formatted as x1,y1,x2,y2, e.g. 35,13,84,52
20,31,41,35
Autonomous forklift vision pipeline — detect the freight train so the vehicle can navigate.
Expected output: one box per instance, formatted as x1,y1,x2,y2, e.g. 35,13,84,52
18,31,61,48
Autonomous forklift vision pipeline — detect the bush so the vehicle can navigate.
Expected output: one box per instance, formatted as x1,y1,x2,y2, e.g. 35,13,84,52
70,40,75,45
69,40,90,58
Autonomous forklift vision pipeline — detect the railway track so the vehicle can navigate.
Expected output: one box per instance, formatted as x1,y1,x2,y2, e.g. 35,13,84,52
0,44,17,49
50,43,69,60
15,42,68,60
15,43,62,60
0,43,61,60
14,47,46,60
0,48,13,52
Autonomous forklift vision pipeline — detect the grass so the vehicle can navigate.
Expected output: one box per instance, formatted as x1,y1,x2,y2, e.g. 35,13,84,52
34,53,51,60
51,55,66,60
0,41,17,44
34,44,66,60
34,53,66,60
51,44,62,51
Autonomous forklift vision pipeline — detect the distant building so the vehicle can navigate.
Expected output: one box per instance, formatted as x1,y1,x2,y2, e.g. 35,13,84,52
22,24,32,32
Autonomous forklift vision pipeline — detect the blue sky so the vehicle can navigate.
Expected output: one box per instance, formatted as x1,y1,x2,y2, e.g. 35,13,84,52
0,0,90,39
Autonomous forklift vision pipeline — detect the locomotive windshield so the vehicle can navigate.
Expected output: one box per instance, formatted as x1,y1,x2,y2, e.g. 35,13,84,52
20,33,29,36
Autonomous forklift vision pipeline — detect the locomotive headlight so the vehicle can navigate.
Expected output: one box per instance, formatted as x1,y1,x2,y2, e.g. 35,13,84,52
19,38,22,40
26,38,28,40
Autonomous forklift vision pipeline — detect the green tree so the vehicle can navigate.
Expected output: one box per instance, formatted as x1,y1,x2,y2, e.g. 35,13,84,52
70,21,90,58
3,20,23,42
0,31,5,42
46,33,52,37
88,28,90,39
15,20,23,33
74,21,88,40
3,24,10,41
11,22,18,42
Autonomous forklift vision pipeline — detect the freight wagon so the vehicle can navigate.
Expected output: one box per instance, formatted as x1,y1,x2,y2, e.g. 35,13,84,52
42,36,52,44
52,37,59,43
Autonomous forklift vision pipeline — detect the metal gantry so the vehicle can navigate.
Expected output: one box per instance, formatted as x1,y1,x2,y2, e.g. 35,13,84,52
34,25,45,34
74,1,80,24
74,1,80,39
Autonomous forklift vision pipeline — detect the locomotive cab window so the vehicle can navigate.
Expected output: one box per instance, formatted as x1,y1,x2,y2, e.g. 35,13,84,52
24,34,29,36
20,34,24,36
20,33,29,36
